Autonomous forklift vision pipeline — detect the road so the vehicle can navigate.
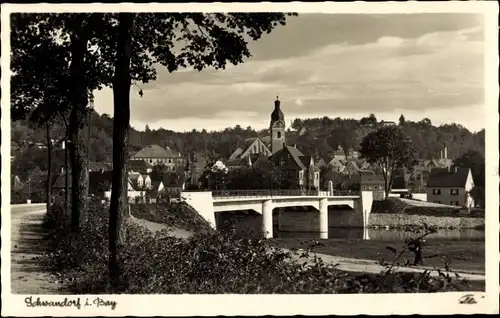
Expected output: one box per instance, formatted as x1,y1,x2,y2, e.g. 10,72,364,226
10,204,61,294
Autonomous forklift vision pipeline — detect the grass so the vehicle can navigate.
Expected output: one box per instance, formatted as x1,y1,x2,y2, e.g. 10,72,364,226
274,238,485,274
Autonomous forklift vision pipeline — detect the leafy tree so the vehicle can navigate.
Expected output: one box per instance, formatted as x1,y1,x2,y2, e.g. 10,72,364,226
453,150,485,187
10,14,74,214
469,186,485,208
10,13,111,232
359,126,417,197
200,161,229,190
226,160,283,190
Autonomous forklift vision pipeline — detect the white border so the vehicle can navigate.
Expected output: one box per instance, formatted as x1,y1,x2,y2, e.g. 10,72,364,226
1,1,499,316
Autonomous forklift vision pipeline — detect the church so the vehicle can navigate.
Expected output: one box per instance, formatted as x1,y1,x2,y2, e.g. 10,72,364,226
226,97,320,190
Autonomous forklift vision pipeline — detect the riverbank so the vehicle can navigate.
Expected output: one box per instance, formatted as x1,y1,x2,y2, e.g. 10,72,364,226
370,198,485,230
274,237,485,275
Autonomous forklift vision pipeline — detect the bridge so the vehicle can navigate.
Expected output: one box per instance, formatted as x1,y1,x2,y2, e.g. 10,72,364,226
181,189,373,239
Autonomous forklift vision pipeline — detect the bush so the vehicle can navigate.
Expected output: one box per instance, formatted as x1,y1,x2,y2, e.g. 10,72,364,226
45,204,476,294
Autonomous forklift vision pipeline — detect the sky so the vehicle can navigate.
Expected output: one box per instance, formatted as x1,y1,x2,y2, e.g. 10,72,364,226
92,13,486,133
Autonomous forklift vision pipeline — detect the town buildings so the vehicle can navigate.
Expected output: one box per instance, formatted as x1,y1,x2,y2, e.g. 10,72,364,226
130,144,186,172
426,166,475,207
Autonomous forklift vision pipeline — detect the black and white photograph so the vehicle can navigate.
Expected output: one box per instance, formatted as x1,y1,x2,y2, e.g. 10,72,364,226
1,1,498,316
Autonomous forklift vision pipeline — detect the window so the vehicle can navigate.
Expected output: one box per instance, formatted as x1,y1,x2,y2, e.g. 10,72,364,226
432,189,441,195
374,185,378,190
299,171,304,179
314,172,319,180
149,159,153,163
450,189,459,196
168,159,172,163
277,131,281,138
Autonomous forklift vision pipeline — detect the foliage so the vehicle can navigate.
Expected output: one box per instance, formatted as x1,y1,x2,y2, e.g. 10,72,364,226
359,126,418,197
226,160,284,190
43,202,477,294
199,161,229,189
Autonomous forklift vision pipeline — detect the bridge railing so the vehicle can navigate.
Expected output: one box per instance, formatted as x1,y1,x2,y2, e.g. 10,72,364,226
198,189,360,199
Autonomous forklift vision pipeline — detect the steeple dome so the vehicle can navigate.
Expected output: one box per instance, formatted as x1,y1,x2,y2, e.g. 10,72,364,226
270,96,284,125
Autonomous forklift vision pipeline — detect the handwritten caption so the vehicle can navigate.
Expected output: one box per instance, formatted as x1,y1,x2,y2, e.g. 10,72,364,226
458,294,484,305
25,296,117,310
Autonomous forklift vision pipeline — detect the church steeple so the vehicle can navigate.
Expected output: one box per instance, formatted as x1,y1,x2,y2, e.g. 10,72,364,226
270,96,284,128
270,96,285,154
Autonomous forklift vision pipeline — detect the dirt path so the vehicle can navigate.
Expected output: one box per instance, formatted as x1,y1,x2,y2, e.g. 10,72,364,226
10,204,62,294
285,249,485,281
129,214,192,239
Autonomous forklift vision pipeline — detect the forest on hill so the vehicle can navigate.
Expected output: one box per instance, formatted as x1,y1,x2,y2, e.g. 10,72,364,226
11,111,484,181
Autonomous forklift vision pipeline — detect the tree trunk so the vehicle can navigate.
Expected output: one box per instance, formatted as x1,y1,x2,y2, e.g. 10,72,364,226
68,27,90,233
59,112,70,215
109,12,135,286
45,123,53,212
65,140,69,214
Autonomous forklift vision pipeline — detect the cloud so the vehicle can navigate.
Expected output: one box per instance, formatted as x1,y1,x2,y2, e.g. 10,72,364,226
93,13,485,132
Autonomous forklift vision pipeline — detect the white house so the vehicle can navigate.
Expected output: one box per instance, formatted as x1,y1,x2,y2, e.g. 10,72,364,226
426,166,475,207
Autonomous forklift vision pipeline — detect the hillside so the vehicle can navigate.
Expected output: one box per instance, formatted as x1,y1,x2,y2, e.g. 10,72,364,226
11,111,484,183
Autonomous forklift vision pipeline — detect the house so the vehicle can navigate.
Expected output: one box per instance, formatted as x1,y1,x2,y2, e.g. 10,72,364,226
380,120,396,127
228,137,272,160
89,161,113,172
328,157,347,174
128,160,153,174
128,172,152,191
269,145,320,190
224,153,269,170
426,166,474,207
89,170,114,198
224,156,253,170
161,172,186,199
331,174,384,198
315,157,329,170
130,144,186,172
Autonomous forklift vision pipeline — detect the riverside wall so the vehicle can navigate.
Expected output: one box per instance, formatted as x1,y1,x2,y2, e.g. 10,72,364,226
368,213,484,229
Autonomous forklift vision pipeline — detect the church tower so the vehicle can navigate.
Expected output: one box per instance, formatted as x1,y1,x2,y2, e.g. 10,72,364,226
270,96,286,154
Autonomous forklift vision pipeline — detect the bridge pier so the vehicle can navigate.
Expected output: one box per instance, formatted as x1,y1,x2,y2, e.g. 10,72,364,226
319,198,328,239
262,199,273,238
